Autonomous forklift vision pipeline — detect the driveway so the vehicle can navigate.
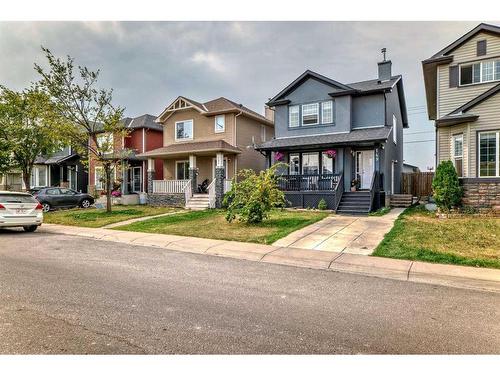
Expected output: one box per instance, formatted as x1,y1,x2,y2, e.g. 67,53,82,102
0,230,499,354
273,208,404,254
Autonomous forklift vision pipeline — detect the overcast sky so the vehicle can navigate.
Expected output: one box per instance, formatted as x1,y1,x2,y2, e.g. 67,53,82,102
0,21,488,169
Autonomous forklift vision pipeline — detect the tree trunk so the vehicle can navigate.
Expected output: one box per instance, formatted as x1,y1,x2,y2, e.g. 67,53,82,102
105,165,112,213
22,170,31,192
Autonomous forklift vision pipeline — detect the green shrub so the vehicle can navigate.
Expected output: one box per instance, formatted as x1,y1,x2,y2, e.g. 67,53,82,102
224,163,287,224
432,160,463,211
317,198,328,210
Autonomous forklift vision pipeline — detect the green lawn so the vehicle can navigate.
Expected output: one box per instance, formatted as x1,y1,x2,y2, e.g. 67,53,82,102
113,209,329,244
373,205,500,269
44,205,180,228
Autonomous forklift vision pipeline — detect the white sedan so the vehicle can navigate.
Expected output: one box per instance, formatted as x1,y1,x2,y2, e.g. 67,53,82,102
0,191,44,232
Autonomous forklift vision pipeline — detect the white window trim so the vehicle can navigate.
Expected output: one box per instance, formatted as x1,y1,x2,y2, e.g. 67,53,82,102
175,119,194,141
452,134,464,177
392,114,397,144
289,105,300,128
260,125,266,142
214,115,225,133
459,59,500,87
94,166,104,190
478,131,500,178
175,160,190,180
321,101,334,124
289,153,300,175
31,165,48,187
301,103,319,126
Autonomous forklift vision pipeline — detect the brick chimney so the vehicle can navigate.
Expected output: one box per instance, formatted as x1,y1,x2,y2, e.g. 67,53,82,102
378,47,392,82
264,105,275,122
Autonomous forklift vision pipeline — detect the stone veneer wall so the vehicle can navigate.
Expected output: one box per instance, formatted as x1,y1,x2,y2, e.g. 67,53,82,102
461,178,500,210
147,193,185,207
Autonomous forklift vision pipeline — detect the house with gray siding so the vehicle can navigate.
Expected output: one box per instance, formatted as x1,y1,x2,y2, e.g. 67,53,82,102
256,57,408,214
422,23,500,210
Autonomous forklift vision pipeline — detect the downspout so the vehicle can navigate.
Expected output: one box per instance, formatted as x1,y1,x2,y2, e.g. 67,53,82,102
234,110,243,181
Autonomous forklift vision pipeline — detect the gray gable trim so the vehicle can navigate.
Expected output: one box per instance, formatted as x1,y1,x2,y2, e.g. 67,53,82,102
449,82,500,115
267,70,353,106
431,23,500,58
255,127,392,151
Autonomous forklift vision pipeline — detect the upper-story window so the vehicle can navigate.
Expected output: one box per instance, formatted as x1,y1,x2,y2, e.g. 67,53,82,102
175,120,193,141
321,101,333,124
460,59,500,86
97,133,114,154
215,115,225,133
289,105,300,128
260,125,266,142
302,103,319,126
392,114,397,144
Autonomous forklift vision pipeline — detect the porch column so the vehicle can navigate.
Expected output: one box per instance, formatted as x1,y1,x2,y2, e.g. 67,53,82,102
215,152,225,208
121,160,129,194
147,158,155,193
188,154,197,195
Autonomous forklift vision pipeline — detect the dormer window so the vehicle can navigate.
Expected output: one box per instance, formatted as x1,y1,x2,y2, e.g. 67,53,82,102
460,59,500,85
302,103,319,126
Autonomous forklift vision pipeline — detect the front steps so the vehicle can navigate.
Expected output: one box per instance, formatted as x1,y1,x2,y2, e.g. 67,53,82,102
336,191,371,215
390,194,413,207
185,193,210,210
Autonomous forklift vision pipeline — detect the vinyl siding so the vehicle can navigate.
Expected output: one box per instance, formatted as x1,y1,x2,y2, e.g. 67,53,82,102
438,32,500,116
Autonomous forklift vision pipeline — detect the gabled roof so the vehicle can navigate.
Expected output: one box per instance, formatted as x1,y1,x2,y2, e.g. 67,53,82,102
431,23,500,58
123,114,163,131
449,82,500,115
266,70,354,106
422,23,500,120
156,96,273,126
137,140,241,158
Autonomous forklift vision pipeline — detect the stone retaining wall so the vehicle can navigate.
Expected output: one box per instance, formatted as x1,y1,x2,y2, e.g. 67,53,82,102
461,178,500,210
147,193,185,207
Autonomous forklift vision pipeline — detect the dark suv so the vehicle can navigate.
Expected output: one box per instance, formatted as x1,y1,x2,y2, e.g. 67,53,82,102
33,188,95,212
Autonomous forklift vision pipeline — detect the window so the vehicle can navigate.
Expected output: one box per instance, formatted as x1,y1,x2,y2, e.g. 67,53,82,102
301,103,319,126
289,105,299,128
95,166,104,190
46,188,60,195
176,161,190,180
260,125,266,142
479,131,499,177
60,188,76,195
30,166,47,187
453,134,463,178
301,153,319,175
289,153,300,175
215,115,225,133
321,101,333,124
460,60,500,85
175,120,193,140
97,133,114,154
392,114,397,144
321,152,334,174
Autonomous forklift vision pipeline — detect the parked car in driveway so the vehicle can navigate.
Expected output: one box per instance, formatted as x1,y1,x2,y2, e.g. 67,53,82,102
0,191,43,232
33,188,94,212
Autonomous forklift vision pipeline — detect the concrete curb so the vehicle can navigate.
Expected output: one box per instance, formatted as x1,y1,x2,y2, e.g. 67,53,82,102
40,224,500,293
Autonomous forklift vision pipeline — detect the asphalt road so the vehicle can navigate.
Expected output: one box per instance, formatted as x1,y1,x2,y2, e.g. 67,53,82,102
1,229,499,354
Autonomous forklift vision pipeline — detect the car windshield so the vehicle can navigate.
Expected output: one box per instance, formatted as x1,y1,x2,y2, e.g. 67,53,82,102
0,193,38,203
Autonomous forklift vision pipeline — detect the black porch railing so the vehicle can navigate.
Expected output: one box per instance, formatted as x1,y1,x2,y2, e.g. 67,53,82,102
277,173,342,191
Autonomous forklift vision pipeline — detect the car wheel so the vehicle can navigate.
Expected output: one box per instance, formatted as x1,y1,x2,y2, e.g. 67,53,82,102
81,199,91,209
42,203,51,212
23,225,38,232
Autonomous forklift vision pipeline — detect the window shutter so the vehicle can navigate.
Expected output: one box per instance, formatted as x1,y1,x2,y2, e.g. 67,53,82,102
477,40,487,56
449,65,459,88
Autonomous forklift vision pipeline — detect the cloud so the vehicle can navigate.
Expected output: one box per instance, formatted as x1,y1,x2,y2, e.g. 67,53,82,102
190,51,227,73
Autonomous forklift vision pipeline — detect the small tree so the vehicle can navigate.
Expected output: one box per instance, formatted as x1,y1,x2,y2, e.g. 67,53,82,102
224,164,286,224
0,86,69,191
35,47,127,212
432,160,463,211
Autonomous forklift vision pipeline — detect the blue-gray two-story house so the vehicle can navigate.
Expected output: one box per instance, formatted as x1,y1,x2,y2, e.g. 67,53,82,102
256,58,408,214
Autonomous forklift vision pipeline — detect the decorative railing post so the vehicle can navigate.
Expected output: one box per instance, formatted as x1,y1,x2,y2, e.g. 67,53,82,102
147,158,155,193
189,155,197,196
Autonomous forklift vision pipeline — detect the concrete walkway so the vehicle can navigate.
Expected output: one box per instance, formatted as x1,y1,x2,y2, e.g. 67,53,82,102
101,211,183,229
39,223,500,293
273,208,404,255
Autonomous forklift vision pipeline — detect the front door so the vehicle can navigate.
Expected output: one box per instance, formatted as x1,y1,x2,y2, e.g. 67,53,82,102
356,151,374,189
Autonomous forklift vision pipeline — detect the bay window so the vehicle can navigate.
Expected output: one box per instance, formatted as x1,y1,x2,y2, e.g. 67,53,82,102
302,103,319,126
175,120,194,140
452,134,463,177
479,131,499,177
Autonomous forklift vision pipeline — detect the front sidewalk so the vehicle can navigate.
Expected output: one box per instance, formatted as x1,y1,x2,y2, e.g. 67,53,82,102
39,223,500,293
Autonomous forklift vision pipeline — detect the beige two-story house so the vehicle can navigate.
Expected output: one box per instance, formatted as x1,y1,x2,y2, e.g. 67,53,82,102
138,96,274,208
423,23,500,209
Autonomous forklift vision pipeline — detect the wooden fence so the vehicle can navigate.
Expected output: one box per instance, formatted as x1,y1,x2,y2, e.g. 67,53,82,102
401,172,434,197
